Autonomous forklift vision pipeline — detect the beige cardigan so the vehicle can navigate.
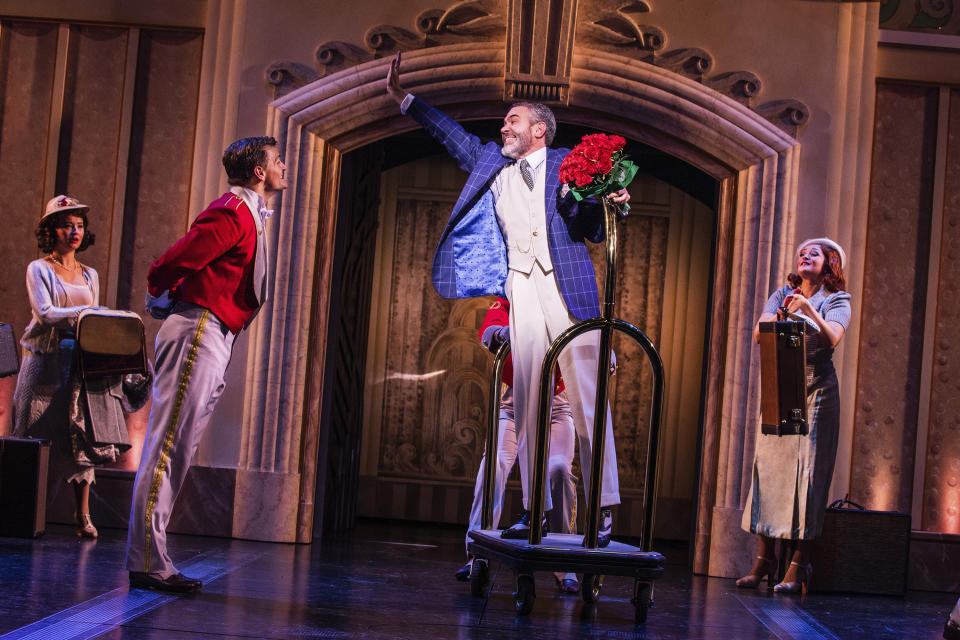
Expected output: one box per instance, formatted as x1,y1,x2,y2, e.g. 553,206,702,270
20,258,99,354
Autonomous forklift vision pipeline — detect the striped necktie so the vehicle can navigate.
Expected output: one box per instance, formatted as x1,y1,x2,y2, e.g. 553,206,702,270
519,159,535,191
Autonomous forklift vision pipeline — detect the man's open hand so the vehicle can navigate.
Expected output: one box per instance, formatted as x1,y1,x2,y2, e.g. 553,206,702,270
386,52,406,104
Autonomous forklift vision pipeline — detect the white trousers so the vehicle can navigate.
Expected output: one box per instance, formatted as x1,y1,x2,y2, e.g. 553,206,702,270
465,389,576,554
506,266,620,511
125,305,234,577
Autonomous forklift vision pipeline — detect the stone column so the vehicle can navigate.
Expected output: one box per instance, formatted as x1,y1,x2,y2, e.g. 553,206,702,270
705,156,799,578
233,112,330,543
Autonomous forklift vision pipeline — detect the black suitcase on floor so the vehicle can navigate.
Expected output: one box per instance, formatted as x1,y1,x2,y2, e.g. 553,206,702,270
0,323,19,377
0,437,51,538
810,499,910,595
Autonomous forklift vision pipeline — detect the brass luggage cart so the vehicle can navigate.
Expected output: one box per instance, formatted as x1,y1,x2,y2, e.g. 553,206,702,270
466,200,666,622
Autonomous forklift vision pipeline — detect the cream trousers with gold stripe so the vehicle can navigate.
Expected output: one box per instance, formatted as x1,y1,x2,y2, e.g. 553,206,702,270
125,304,235,577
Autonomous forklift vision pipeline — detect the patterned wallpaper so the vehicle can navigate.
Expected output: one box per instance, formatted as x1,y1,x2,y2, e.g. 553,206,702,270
376,197,669,495
852,82,937,513
592,216,668,489
922,89,960,534
378,198,492,478
0,22,60,363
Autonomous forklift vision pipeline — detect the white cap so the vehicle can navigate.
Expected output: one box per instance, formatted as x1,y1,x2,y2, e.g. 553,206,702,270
796,237,846,271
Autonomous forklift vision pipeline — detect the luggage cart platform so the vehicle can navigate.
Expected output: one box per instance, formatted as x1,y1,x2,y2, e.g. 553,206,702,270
467,530,665,621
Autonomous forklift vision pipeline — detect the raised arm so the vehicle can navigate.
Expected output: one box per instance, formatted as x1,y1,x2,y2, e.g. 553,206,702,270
386,52,485,173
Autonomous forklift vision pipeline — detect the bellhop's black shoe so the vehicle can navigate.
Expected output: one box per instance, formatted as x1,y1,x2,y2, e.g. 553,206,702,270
598,507,613,547
455,561,472,582
583,507,614,548
129,571,202,593
945,619,960,640
501,510,548,539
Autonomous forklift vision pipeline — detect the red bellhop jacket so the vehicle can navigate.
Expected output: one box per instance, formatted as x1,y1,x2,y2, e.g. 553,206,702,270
147,193,261,334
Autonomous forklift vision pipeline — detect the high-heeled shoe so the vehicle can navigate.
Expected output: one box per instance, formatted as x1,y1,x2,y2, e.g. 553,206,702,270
773,561,811,594
75,512,98,539
736,556,777,589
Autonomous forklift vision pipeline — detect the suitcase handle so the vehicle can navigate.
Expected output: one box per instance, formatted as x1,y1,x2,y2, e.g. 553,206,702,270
828,495,865,511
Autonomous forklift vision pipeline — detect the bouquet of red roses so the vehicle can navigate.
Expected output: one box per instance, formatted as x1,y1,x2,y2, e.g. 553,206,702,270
558,133,638,201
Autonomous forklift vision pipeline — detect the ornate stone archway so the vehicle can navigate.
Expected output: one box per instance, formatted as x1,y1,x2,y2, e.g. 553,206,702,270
244,1,805,576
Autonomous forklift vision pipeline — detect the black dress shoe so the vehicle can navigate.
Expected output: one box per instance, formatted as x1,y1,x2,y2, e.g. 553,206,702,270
945,619,960,640
555,575,581,594
129,571,202,593
583,507,614,548
455,561,472,582
501,510,548,539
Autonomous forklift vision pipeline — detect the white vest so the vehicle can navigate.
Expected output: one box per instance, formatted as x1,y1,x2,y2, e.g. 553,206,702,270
494,159,553,274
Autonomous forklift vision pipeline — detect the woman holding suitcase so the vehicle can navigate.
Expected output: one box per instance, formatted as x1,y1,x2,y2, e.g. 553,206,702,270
737,238,852,593
13,196,143,538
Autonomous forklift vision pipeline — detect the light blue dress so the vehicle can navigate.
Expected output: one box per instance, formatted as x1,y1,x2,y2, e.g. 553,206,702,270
742,284,852,539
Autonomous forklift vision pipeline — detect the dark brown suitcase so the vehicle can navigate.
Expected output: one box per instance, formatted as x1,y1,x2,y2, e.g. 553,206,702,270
0,322,19,378
758,320,807,435
810,500,910,595
0,437,51,538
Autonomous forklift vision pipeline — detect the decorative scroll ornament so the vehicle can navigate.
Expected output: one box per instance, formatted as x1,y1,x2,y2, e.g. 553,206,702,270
364,25,423,55
654,47,712,78
756,99,811,137
578,1,665,51
269,0,810,134
704,71,763,105
310,0,504,79
315,41,374,73
576,0,808,132
266,61,320,98
417,0,505,37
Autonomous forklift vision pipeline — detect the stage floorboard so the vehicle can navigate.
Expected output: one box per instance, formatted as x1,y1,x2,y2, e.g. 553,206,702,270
0,519,953,639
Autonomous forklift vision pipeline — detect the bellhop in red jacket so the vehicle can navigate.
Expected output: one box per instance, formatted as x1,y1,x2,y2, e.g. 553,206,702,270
148,193,261,335
480,297,564,395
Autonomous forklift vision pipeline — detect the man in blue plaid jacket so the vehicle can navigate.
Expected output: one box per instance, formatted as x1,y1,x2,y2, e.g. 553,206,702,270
388,52,628,547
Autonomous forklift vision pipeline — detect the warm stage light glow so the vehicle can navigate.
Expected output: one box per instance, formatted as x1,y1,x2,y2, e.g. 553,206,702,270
382,370,447,382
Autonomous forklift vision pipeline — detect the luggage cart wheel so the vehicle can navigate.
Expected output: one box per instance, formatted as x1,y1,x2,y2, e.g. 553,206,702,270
632,580,652,623
581,573,603,603
470,558,489,597
514,573,535,615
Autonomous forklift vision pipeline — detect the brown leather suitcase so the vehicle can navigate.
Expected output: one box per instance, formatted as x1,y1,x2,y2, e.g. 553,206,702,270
0,322,19,378
0,437,50,538
810,500,910,595
758,320,807,435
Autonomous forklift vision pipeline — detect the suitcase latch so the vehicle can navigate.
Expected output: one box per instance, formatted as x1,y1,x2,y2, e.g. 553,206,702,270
788,335,800,348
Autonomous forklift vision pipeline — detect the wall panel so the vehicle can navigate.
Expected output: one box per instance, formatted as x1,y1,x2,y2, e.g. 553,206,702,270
922,89,960,534
113,28,203,468
55,24,129,299
852,82,938,512
0,21,60,353
117,29,203,327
